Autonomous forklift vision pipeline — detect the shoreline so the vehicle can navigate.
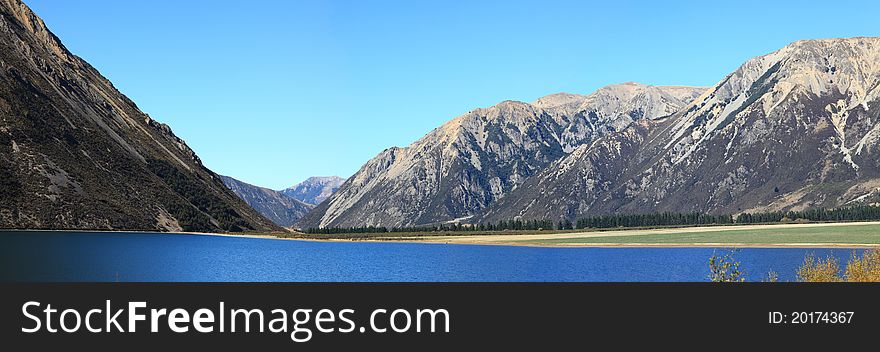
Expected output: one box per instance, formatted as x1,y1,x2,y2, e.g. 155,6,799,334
0,228,283,240
4,222,880,249
391,241,880,249
358,221,880,248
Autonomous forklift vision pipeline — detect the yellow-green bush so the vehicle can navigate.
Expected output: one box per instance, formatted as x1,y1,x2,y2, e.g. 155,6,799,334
794,249,880,282
844,248,880,282
796,255,842,282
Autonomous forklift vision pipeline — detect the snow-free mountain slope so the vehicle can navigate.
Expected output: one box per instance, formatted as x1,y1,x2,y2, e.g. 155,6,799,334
480,37,880,222
221,176,313,227
298,83,705,228
0,0,279,232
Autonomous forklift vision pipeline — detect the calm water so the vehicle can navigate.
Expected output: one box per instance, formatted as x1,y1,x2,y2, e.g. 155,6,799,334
0,231,865,282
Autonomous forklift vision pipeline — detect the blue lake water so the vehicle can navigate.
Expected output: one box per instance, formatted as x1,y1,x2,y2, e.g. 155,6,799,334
0,231,865,282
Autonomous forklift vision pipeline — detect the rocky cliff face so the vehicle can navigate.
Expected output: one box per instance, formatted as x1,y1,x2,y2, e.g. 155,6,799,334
0,0,279,232
281,176,345,205
480,37,880,222
298,83,705,228
221,176,313,228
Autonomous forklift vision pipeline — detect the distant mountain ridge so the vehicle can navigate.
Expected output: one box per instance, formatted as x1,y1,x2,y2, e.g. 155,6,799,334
282,176,345,205
220,176,313,227
0,0,279,232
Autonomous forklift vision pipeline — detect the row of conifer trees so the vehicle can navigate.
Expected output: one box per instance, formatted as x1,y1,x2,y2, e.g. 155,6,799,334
303,204,880,234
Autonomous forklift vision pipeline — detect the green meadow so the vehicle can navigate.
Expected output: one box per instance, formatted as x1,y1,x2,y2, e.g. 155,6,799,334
520,223,880,246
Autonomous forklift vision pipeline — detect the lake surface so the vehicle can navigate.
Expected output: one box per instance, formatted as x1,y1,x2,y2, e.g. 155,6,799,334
0,231,865,282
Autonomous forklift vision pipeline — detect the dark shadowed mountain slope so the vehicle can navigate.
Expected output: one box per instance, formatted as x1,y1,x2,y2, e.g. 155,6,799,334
0,0,279,232
298,83,705,228
221,175,313,228
479,37,880,222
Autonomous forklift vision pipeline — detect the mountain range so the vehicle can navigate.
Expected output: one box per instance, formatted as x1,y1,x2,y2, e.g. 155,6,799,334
297,83,706,228
220,176,314,228
219,175,344,227
281,176,346,205
301,37,880,228
4,0,880,233
0,0,278,232
479,38,880,223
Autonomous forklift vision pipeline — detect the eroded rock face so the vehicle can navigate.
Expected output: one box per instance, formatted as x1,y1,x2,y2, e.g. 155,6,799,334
480,38,880,222
298,83,705,228
0,0,279,232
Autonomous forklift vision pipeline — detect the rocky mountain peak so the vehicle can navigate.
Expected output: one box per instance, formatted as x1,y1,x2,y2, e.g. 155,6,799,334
282,176,346,205
588,83,701,118
303,176,345,184
533,83,705,123
665,37,880,165
0,0,74,64
532,92,587,110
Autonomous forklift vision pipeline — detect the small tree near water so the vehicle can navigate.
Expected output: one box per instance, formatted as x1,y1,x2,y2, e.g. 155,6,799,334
844,248,880,282
796,254,842,282
708,249,745,282
795,248,880,282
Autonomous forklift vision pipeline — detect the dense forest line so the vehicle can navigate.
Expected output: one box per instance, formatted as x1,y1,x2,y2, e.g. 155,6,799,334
302,205,880,234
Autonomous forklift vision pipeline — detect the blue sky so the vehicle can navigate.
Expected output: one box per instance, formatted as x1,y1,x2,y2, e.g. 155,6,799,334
25,0,880,189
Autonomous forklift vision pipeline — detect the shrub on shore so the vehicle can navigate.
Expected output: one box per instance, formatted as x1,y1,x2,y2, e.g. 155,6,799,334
708,248,880,282
843,249,880,282
796,255,842,282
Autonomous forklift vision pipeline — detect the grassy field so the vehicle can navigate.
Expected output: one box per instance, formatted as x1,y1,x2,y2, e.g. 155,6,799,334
344,222,880,247
280,222,880,247
515,223,880,246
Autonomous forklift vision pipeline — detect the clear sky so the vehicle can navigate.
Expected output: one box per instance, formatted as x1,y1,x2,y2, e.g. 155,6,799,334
24,0,880,189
